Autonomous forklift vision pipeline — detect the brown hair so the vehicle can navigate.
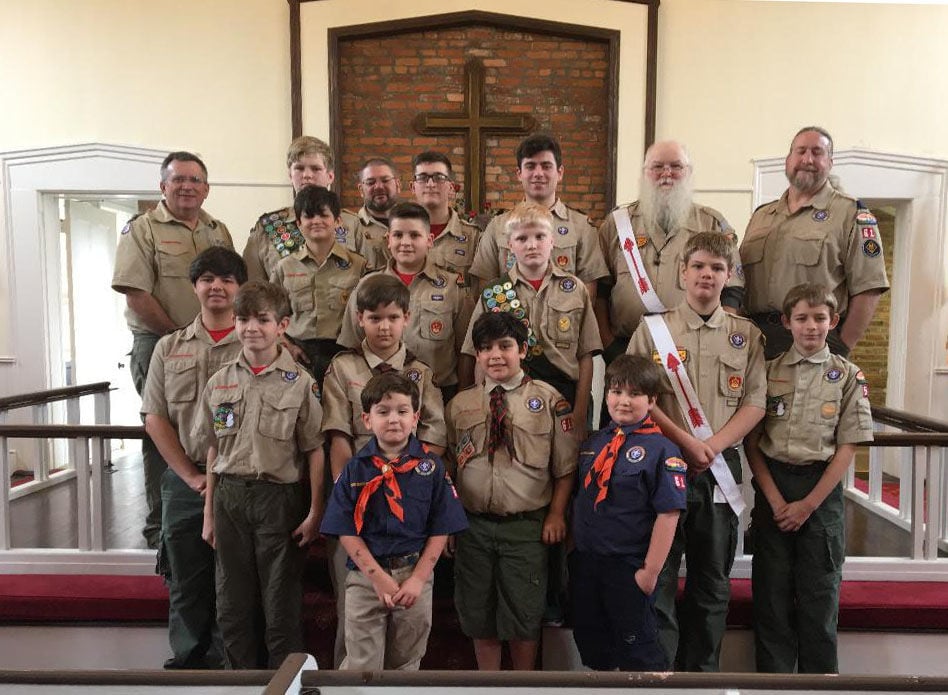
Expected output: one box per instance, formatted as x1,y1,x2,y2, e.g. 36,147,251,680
286,136,334,170
234,281,291,321
605,354,664,399
361,372,420,412
356,274,410,314
781,282,838,318
681,231,734,269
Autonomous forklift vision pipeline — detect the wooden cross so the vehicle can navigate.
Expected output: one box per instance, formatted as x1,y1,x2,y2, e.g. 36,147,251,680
412,58,536,213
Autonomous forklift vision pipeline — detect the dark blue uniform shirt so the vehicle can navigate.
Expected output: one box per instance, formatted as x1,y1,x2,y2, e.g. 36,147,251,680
572,418,687,562
321,435,468,568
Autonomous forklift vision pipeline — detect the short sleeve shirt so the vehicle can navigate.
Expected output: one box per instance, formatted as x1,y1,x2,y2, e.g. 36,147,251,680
759,345,874,463
111,201,234,333
340,207,390,273
599,201,742,338
740,181,889,315
427,209,482,284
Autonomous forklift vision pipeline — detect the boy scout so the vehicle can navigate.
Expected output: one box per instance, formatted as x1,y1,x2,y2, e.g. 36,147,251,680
446,311,577,671
460,201,601,441
142,246,246,669
626,231,766,671
745,283,873,674
272,185,367,385
200,281,325,669
338,202,472,402
320,273,446,667
469,134,608,301
321,372,468,671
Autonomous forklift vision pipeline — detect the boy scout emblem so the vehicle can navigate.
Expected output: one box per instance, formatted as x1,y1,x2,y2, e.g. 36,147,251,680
558,317,571,332
430,320,443,335
526,397,544,412
456,434,476,468
812,209,829,222
415,459,435,476
766,396,786,417
626,446,645,463
560,278,576,292
635,235,648,248
821,402,838,418
557,226,569,235
432,275,447,288
824,368,843,383
283,371,299,382
556,255,569,267
728,332,746,349
863,239,881,257
405,369,422,382
213,404,236,432
727,375,743,391
665,457,687,473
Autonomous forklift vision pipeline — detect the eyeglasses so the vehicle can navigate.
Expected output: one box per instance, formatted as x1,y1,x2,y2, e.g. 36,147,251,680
646,163,687,174
412,173,452,185
167,175,207,185
361,176,396,187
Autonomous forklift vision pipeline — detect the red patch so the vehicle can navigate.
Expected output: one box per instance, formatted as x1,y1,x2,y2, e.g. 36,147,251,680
727,375,743,391
556,255,569,267
861,228,876,239
430,320,443,335
673,474,686,490
561,417,574,432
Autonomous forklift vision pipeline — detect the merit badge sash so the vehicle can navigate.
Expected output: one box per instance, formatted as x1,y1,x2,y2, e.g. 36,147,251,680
481,275,542,357
613,209,667,314
642,314,745,516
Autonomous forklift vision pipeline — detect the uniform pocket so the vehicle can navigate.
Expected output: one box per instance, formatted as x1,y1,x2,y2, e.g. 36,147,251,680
718,352,748,405
258,391,300,441
156,238,191,278
543,294,584,348
165,358,197,403
418,305,453,342
208,386,243,439
511,412,552,470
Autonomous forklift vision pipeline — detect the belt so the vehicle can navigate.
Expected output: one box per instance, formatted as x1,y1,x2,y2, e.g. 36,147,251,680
765,456,830,474
217,472,285,486
375,552,420,571
473,508,545,523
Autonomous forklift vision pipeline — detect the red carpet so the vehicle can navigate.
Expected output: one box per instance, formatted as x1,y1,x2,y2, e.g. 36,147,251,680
853,475,901,509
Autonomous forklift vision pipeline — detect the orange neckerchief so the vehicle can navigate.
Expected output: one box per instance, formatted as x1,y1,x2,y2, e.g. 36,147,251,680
583,417,661,509
353,452,424,533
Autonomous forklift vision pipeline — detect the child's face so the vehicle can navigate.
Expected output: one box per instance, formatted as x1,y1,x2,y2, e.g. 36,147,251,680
517,150,563,203
680,250,731,304
298,205,339,246
475,337,527,383
289,153,333,192
236,309,288,353
387,217,432,269
362,392,420,451
782,300,839,356
193,272,240,312
358,303,409,353
508,223,553,273
606,384,655,427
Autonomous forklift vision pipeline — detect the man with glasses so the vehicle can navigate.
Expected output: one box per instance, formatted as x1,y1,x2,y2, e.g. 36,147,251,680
340,157,402,272
112,151,233,549
409,151,481,289
595,140,743,365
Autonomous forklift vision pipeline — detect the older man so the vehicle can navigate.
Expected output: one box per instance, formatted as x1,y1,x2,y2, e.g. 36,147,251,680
339,157,401,272
595,140,743,363
112,151,234,548
741,126,888,358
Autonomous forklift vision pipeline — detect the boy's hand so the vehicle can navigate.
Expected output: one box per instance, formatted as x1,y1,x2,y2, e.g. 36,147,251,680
442,535,457,558
634,567,660,596
292,511,321,547
202,515,215,549
392,576,424,608
542,511,567,544
681,435,715,474
186,470,207,496
774,499,815,532
370,571,401,608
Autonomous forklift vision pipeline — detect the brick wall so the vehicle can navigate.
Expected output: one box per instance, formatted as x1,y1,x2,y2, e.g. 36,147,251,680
336,25,611,223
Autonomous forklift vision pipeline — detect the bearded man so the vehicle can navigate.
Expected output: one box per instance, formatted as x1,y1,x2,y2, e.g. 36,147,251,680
595,140,744,362
340,157,402,272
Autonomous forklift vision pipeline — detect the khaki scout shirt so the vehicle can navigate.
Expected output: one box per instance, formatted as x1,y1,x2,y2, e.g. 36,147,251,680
201,347,324,483
445,372,577,515
320,341,446,450
340,207,390,273
600,201,742,338
740,181,889,316
337,259,472,388
461,264,602,381
469,200,608,285
272,243,367,341
759,345,873,464
243,206,303,282
112,201,233,333
626,303,766,437
141,316,242,463
427,209,482,282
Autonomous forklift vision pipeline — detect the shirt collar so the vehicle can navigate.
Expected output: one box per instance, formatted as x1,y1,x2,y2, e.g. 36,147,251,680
154,200,216,228
236,345,299,376
357,205,389,227
783,343,831,365
484,369,526,393
680,302,728,330
362,341,408,371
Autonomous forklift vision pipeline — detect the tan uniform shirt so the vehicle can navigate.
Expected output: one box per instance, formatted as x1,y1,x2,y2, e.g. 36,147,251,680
740,181,889,315
600,201,742,338
272,243,367,341
445,372,577,515
461,264,602,381
626,303,766,438
112,202,233,333
759,345,873,463
337,259,472,387
340,207,390,273
141,316,242,463
320,341,446,451
201,348,324,483
428,209,482,284
470,200,608,285
244,207,303,282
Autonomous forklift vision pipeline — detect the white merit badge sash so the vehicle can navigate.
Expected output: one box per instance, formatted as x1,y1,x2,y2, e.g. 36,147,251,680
613,208,667,314
642,314,745,516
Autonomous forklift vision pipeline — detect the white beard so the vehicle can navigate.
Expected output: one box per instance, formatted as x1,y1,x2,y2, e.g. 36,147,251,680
638,176,695,234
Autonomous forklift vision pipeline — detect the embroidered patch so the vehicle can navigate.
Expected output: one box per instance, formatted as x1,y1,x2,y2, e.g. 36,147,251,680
415,458,435,476
812,209,829,222
557,226,569,235
558,317,571,332
431,294,444,301
454,249,466,256
312,382,320,397
560,278,576,292
673,474,686,490
554,398,572,416
502,281,513,291
405,368,422,382
283,371,299,383
651,349,688,364
335,226,348,243
456,235,467,242
335,258,351,269
432,275,447,288
862,383,870,398
556,255,569,267
635,235,648,248
665,457,688,473
824,368,843,383
561,417,573,432
735,264,745,280
861,227,876,239
863,239,881,257
856,211,878,225
728,375,743,391
626,446,645,463
430,320,443,335
456,434,475,468
213,404,236,432
121,222,131,235
526,397,544,412
766,396,786,417
821,402,838,418
505,254,516,269
729,332,746,349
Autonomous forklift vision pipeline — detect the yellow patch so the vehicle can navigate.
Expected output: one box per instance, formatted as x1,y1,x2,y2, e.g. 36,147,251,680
821,402,838,418
558,317,571,332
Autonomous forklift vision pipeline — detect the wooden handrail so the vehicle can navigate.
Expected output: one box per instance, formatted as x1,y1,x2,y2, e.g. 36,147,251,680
0,382,112,411
872,431,948,446
0,424,144,439
871,404,948,433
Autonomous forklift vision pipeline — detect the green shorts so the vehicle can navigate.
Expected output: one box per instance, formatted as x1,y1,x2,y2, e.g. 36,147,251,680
453,509,547,641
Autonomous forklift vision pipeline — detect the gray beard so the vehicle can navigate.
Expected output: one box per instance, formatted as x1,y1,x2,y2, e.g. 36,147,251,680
638,179,694,234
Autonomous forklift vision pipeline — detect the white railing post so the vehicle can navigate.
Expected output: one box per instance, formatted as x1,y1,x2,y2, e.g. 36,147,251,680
90,436,106,551
941,447,948,549
32,404,49,482
0,436,10,550
74,437,91,551
94,390,112,466
868,438,883,504
66,397,80,472
925,444,943,561
910,445,928,560
899,447,913,521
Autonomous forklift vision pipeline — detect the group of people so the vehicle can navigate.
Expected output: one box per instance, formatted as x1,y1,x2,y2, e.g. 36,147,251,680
110,126,888,675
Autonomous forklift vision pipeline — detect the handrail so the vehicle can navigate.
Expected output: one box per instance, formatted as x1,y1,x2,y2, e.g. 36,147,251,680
0,382,112,411
871,432,948,446
871,404,948,433
0,424,143,439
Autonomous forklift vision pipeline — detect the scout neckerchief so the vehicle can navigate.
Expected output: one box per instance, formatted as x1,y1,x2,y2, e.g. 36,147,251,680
353,446,431,533
259,210,303,259
583,416,662,509
642,313,745,516
613,208,667,314
480,274,542,357
486,373,531,460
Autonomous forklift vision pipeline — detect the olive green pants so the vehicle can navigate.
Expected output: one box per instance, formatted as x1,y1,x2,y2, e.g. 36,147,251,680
130,331,166,549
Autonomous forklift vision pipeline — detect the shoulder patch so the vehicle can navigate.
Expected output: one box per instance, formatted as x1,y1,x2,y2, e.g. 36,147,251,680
553,398,572,416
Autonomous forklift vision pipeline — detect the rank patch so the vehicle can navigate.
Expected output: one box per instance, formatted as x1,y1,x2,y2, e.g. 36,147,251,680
556,255,569,267
430,320,443,335
283,371,299,382
560,278,576,292
824,368,843,383
863,239,881,257
213,404,236,432
635,235,648,248
558,316,571,332
626,446,645,463
727,375,743,391
557,226,569,235
729,332,746,349
456,235,467,242
415,458,435,476
821,402,838,418
526,397,544,412
405,368,422,382
812,209,829,222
